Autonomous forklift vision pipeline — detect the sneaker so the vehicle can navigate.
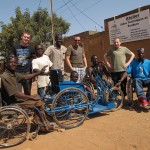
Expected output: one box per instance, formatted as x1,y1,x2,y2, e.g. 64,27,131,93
138,97,148,107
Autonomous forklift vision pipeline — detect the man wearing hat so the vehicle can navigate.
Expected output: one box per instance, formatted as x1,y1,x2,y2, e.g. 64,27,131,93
116,48,150,107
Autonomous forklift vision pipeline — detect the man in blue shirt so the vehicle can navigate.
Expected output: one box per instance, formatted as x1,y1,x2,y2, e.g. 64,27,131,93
116,48,150,107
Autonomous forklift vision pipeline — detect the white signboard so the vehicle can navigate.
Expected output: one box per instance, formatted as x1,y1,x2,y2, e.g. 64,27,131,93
108,9,150,45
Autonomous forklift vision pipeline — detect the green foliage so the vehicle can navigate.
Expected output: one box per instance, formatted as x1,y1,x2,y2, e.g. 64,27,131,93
0,7,70,56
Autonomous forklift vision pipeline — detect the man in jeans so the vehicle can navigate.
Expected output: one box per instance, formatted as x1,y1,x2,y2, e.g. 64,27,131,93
116,48,150,107
1,55,53,131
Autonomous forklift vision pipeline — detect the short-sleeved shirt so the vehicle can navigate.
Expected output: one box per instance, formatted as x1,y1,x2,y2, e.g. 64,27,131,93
126,58,150,80
32,55,53,88
11,44,35,73
106,46,132,72
44,44,67,74
66,45,85,68
1,69,25,105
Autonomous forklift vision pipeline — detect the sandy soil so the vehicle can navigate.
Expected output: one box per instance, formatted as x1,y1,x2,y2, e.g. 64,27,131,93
5,82,150,150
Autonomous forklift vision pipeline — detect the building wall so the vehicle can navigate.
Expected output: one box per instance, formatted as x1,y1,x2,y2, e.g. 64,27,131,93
104,4,150,59
64,5,150,71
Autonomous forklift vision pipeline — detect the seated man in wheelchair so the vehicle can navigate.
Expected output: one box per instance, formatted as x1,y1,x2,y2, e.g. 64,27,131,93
1,55,54,131
70,71,96,100
86,55,113,88
116,48,150,107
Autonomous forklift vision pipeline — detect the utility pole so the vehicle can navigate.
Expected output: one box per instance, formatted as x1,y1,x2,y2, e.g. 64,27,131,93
50,0,55,45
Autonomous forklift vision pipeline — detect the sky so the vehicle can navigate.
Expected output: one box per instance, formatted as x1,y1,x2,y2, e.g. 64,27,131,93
0,0,150,36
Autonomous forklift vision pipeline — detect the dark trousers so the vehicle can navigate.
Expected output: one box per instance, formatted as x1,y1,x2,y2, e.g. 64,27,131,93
17,99,48,125
17,72,32,95
111,71,127,96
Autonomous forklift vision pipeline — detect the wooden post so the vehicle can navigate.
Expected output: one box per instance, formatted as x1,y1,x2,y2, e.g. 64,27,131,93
50,0,55,45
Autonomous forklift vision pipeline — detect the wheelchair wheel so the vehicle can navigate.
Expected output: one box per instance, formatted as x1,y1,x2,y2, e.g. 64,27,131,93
0,106,30,148
109,87,124,111
83,81,95,93
51,88,89,129
127,78,133,103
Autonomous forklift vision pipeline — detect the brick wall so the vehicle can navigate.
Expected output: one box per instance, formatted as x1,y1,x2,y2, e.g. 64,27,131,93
64,5,150,72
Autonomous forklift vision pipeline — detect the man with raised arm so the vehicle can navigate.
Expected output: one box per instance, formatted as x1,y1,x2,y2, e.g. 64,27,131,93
1,55,54,131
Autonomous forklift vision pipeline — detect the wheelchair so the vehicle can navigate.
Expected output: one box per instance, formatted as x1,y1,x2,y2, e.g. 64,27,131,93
127,75,149,108
0,72,89,147
0,69,124,148
0,77,30,147
44,69,89,129
0,78,52,147
83,71,124,112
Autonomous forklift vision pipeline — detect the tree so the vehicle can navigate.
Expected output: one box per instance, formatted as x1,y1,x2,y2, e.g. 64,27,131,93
0,7,70,56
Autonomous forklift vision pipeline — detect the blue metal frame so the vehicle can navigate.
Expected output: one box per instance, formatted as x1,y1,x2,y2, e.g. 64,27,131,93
44,70,122,115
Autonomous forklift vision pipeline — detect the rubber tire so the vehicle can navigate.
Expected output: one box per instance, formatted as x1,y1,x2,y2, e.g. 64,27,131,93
109,87,124,111
51,88,89,129
0,106,30,148
83,81,95,93
127,78,133,103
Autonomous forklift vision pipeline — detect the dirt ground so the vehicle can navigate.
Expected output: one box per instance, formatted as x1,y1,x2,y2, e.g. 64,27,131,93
5,82,150,150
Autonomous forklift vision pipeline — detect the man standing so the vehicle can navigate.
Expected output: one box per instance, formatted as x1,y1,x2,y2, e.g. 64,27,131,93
104,37,135,96
116,48,150,107
44,34,67,77
11,32,35,95
65,36,87,82
32,44,53,97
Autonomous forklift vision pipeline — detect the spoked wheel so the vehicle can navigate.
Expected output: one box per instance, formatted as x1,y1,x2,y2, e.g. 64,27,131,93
83,81,95,93
51,88,89,129
0,106,30,148
109,87,124,111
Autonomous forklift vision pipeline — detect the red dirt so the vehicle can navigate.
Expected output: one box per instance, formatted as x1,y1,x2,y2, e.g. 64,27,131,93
5,82,150,150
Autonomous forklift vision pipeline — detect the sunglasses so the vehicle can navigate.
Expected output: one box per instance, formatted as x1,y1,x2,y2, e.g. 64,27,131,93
75,40,80,42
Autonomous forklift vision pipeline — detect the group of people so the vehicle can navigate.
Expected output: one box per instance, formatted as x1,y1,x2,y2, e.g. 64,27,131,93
104,38,150,108
1,32,150,132
0,32,89,132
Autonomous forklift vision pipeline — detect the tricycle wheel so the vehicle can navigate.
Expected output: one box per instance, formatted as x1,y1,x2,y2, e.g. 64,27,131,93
109,87,124,111
51,88,89,129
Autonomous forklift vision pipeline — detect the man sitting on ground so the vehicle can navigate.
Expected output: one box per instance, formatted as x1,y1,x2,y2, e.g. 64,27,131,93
115,48,150,107
1,55,54,131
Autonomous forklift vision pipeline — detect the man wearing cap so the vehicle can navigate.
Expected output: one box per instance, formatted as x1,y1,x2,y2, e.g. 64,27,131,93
115,48,150,107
